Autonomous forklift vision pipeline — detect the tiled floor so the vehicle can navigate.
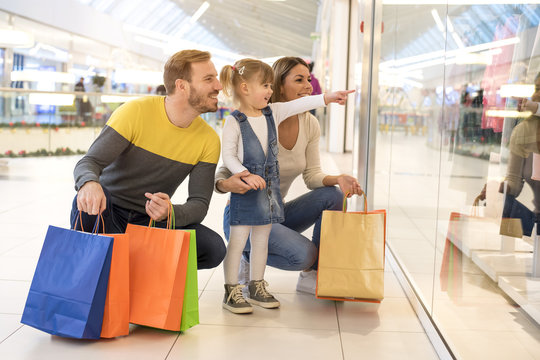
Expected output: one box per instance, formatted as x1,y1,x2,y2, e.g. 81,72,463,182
0,154,438,360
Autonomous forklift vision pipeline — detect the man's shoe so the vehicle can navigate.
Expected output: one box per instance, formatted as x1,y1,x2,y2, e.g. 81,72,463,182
223,284,253,314
296,270,317,295
247,280,280,309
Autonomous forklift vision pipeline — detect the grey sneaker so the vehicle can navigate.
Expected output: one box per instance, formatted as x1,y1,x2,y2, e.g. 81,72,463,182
247,280,280,309
223,284,253,314
296,270,317,295
239,257,250,285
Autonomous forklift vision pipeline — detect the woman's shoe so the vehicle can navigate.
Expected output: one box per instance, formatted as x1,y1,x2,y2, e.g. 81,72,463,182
296,270,317,295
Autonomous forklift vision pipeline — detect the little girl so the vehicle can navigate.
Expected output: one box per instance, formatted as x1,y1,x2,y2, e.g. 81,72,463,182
219,58,353,314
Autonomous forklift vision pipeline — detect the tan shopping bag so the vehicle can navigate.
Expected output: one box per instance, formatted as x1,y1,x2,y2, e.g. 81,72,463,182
316,193,386,303
532,152,540,181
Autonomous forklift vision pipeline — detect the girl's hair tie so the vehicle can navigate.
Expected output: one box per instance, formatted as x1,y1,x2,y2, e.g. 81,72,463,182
232,65,236,71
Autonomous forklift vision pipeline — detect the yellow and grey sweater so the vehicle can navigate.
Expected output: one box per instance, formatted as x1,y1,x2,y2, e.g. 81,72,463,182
74,96,220,226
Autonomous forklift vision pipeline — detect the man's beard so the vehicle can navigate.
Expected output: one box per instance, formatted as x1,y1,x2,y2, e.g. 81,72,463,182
188,85,218,113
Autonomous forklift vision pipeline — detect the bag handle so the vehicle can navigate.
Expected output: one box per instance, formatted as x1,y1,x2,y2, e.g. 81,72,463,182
342,192,368,213
73,211,105,234
148,201,175,229
471,195,483,217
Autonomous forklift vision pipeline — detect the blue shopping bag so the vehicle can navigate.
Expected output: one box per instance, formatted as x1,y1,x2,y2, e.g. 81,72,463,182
21,225,113,339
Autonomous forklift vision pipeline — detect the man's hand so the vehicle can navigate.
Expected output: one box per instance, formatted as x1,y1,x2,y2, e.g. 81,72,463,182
145,192,171,222
336,175,363,197
241,173,266,190
77,181,106,215
324,90,355,105
216,170,255,194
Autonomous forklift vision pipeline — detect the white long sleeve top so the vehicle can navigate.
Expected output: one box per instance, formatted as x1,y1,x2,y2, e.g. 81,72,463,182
215,110,329,200
221,94,325,174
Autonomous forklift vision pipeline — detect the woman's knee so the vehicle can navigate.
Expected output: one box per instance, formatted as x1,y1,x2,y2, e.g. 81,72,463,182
277,241,317,271
316,186,343,210
297,243,318,270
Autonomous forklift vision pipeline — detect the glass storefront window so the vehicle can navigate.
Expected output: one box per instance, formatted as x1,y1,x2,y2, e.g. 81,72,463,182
377,3,449,313
359,1,540,358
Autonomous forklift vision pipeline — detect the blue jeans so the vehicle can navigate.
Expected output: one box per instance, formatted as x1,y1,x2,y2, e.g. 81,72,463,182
70,187,226,270
223,186,343,271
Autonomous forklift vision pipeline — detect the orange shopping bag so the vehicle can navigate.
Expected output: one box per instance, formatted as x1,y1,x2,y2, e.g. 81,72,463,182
76,213,130,338
126,204,190,331
100,233,130,338
439,212,463,300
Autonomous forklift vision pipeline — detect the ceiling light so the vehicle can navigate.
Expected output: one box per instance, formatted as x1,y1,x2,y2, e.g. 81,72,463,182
11,70,75,84
431,9,445,33
191,1,210,23
499,84,535,98
455,52,492,65
101,95,140,103
29,93,75,106
485,110,532,118
114,69,163,85
0,29,34,48
174,1,211,37
451,32,465,48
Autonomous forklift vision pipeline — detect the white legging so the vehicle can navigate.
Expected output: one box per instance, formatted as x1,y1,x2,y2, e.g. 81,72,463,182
223,224,271,285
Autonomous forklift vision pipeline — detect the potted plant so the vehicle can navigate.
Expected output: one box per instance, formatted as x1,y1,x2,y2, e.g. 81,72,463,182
92,75,106,92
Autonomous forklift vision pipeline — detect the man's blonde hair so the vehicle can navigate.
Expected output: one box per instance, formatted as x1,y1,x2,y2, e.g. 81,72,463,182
163,49,211,94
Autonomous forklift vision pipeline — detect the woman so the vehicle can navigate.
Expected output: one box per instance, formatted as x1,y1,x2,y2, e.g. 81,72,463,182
215,57,362,294
503,73,540,216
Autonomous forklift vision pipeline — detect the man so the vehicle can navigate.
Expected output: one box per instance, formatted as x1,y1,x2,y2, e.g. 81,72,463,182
71,49,226,269
74,77,86,123
75,77,85,92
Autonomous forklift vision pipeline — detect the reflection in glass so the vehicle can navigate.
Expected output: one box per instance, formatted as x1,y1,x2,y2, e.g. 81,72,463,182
372,2,540,358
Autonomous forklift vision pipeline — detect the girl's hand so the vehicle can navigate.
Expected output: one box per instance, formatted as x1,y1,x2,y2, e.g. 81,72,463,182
241,173,266,190
324,90,355,105
336,175,363,197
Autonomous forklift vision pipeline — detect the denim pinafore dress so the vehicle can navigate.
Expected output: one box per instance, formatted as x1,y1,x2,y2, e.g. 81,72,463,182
229,106,285,226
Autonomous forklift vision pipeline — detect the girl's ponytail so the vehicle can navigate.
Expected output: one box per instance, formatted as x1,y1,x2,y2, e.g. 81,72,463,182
220,65,234,97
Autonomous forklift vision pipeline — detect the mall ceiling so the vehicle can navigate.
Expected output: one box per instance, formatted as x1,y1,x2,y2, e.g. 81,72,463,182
77,0,320,59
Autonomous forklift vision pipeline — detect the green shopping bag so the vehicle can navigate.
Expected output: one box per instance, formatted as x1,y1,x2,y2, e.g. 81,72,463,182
180,229,199,331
